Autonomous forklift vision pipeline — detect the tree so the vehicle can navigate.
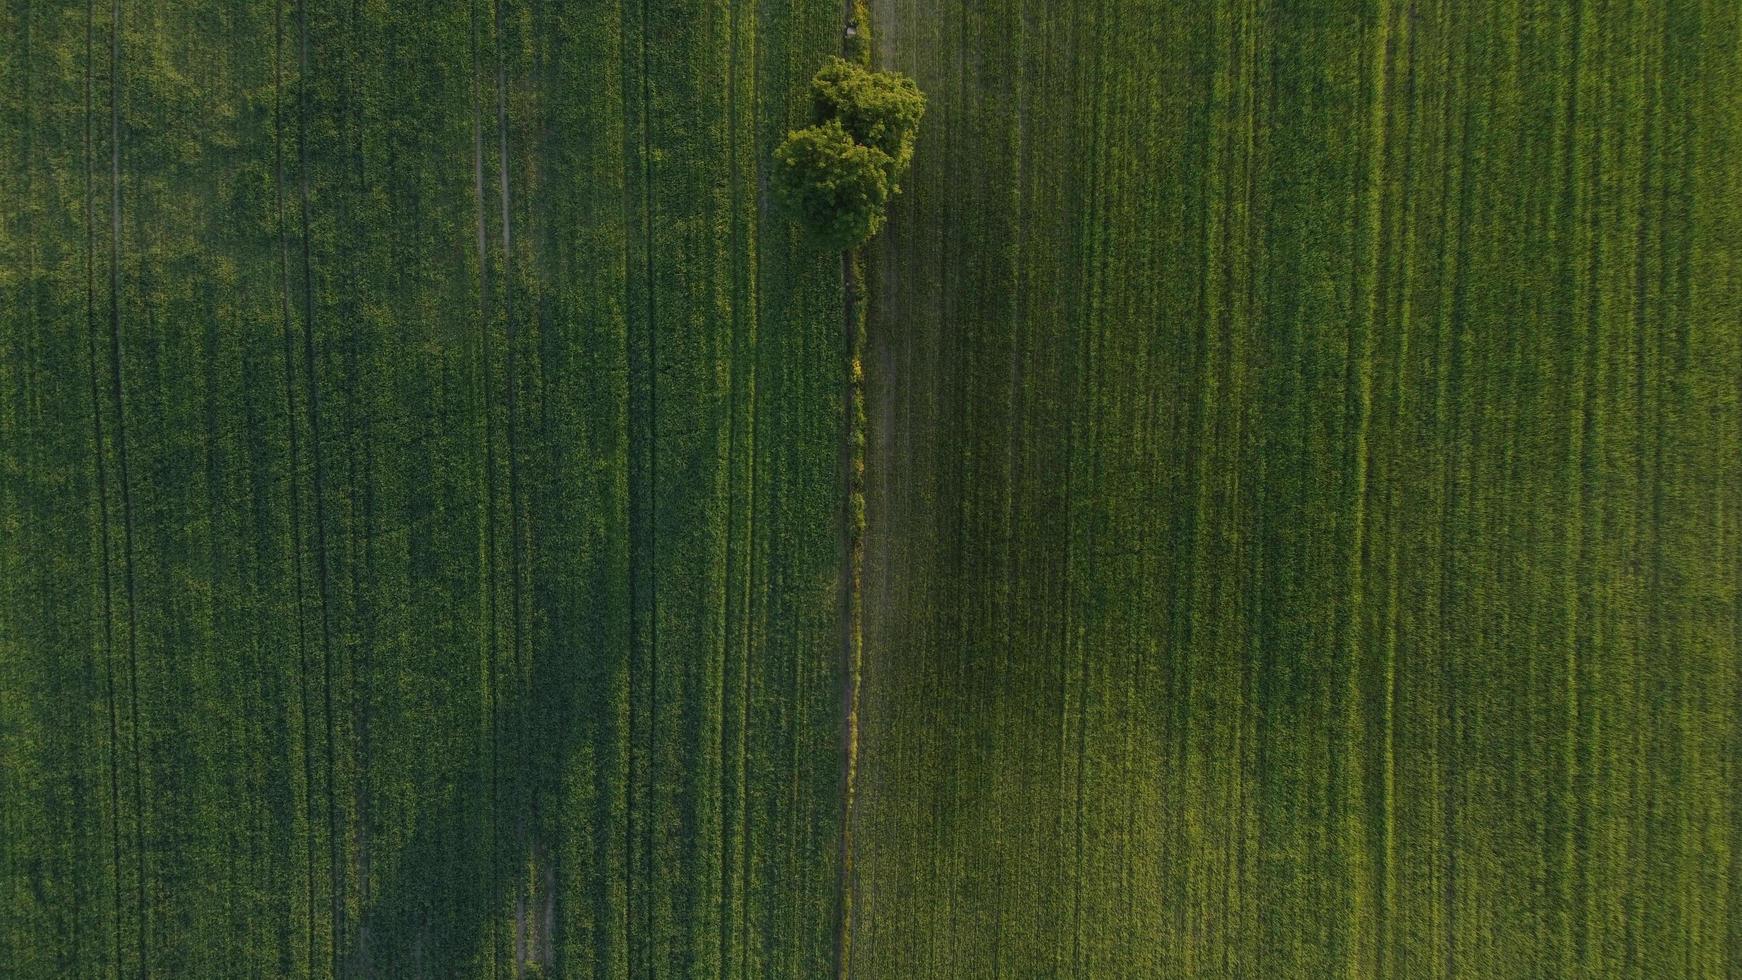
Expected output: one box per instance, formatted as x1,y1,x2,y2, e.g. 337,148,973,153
773,119,893,252
809,57,926,182
774,58,925,250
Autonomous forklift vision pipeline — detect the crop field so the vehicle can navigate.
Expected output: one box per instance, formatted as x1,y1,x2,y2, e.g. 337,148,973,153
855,0,1741,977
3,1,1741,979
0,0,852,976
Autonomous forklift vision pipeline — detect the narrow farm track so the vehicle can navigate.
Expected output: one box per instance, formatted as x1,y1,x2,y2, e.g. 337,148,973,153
0,1,848,976
855,0,1742,977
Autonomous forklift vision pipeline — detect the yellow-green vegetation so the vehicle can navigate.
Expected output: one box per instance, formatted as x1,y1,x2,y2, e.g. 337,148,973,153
808,58,924,176
774,120,894,252
852,0,1742,977
774,57,924,251
0,0,851,976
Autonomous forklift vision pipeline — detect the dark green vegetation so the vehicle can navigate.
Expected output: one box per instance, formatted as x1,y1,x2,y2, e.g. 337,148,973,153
854,0,1742,976
4,1,1742,979
774,57,924,250
773,120,893,252
0,0,852,976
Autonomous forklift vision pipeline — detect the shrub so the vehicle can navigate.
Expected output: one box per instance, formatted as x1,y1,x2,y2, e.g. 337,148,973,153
773,119,893,251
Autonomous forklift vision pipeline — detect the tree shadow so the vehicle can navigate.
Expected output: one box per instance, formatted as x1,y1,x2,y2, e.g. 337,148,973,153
342,516,633,979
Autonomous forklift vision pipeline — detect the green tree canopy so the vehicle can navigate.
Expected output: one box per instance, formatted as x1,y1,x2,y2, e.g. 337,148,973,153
773,118,893,251
809,57,927,180
775,57,925,250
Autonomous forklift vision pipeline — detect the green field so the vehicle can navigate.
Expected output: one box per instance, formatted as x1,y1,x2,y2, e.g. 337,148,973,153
855,0,1742,976
3,0,1741,978
2,0,849,975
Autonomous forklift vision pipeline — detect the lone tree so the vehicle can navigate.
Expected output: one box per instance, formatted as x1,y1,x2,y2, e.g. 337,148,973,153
809,57,925,177
775,57,926,250
773,119,892,252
